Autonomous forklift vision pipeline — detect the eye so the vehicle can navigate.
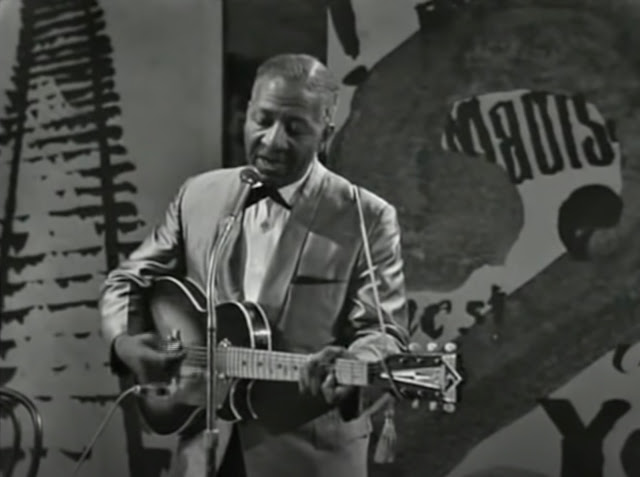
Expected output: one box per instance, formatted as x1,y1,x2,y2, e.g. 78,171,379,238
285,119,308,136
252,110,273,127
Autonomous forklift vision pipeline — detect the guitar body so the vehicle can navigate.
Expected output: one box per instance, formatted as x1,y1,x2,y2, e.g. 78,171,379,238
137,276,271,435
134,276,464,436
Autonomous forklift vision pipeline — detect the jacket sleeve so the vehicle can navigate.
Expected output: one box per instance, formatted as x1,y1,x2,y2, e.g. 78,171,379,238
99,180,190,375
345,202,410,361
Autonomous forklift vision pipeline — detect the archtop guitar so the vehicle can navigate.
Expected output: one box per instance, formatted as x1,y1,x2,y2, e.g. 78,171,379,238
135,276,463,435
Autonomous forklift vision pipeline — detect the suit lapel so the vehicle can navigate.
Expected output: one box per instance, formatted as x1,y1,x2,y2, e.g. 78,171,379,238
256,163,328,323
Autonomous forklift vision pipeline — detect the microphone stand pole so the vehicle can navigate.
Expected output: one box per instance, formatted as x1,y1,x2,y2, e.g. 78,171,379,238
204,167,261,477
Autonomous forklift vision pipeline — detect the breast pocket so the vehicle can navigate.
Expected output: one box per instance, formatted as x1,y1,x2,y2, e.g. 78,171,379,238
283,282,348,352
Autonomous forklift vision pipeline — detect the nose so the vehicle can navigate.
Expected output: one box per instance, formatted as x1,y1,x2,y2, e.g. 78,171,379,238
261,121,288,150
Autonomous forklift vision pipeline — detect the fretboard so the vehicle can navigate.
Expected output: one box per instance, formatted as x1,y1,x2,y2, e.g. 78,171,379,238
183,346,371,387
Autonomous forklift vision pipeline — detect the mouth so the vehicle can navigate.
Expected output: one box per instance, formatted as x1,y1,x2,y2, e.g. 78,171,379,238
256,156,286,172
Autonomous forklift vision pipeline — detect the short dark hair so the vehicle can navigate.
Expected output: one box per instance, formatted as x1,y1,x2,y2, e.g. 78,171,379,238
252,53,339,118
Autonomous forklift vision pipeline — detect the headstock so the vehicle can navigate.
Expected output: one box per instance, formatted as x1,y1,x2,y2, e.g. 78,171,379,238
375,341,463,412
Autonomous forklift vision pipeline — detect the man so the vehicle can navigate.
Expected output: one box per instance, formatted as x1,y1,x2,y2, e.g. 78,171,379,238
99,53,409,477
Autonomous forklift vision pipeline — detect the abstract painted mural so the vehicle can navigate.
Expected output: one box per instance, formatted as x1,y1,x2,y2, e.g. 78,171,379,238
328,0,640,476
0,0,222,475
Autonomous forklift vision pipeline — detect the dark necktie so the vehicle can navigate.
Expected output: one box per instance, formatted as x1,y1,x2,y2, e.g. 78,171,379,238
245,185,291,210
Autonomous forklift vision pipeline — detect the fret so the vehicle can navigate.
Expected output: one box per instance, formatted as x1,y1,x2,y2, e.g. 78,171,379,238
180,345,372,386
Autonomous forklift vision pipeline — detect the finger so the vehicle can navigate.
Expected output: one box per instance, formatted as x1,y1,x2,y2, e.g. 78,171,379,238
309,358,324,396
321,372,336,404
138,332,160,346
323,346,348,361
162,349,186,364
299,356,312,393
333,385,353,403
301,347,346,396
143,348,183,367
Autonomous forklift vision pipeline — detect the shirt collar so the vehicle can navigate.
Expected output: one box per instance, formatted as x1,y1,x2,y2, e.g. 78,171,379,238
277,157,317,206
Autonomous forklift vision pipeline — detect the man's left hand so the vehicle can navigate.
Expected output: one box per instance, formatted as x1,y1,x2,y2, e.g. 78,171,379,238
299,346,356,405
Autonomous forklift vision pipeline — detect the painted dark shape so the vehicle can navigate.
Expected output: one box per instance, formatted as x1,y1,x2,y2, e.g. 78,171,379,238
415,0,469,31
342,65,369,86
621,429,640,477
419,300,452,339
521,92,565,175
407,299,419,335
327,0,359,59
46,300,98,312
488,100,533,184
557,185,623,260
60,448,92,462
466,300,486,326
488,285,506,328
0,1,147,475
0,340,16,359
0,367,17,387
444,91,619,185
70,394,118,405
540,398,630,477
612,343,640,373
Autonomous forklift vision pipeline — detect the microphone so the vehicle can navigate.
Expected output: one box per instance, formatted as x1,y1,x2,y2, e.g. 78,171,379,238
240,165,263,185
203,165,262,477
228,166,263,220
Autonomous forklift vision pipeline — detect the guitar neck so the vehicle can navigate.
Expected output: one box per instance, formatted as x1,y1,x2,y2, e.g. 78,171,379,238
185,347,372,387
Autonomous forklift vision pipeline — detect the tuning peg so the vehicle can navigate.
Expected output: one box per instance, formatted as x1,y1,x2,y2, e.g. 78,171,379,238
443,403,456,413
428,401,439,412
411,399,421,409
426,342,439,352
408,342,422,353
444,342,457,353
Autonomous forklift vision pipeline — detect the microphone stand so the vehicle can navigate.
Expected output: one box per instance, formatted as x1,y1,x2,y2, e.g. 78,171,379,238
203,167,262,477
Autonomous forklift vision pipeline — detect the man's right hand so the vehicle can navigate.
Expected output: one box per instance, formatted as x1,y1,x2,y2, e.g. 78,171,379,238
113,332,185,383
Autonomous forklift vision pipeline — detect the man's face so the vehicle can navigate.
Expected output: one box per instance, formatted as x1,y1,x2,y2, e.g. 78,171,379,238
244,76,330,187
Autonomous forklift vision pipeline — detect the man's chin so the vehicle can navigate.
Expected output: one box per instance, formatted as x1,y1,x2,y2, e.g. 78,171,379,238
256,169,286,187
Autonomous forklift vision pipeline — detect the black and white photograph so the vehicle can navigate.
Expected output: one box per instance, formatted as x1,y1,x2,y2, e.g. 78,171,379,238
1,1,640,476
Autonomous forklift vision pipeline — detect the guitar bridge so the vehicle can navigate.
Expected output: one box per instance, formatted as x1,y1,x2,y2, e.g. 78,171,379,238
165,329,183,352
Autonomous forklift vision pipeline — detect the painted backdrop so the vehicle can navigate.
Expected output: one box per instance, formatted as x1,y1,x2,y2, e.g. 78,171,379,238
0,1,222,476
328,1,640,477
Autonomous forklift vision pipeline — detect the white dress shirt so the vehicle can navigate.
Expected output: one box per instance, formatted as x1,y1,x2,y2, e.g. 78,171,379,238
242,160,316,301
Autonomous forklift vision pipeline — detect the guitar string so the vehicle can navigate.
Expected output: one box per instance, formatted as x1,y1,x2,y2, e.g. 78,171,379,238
162,344,441,384
167,345,373,381
182,354,373,373
167,344,374,367
180,346,375,369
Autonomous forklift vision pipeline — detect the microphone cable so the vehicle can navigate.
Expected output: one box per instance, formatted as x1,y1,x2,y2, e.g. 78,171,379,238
352,185,405,400
70,383,167,477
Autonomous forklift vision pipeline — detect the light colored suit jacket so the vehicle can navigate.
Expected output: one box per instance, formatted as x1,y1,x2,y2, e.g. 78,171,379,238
99,162,409,477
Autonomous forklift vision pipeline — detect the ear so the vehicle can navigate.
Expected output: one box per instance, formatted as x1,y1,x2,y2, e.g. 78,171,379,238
322,122,335,142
